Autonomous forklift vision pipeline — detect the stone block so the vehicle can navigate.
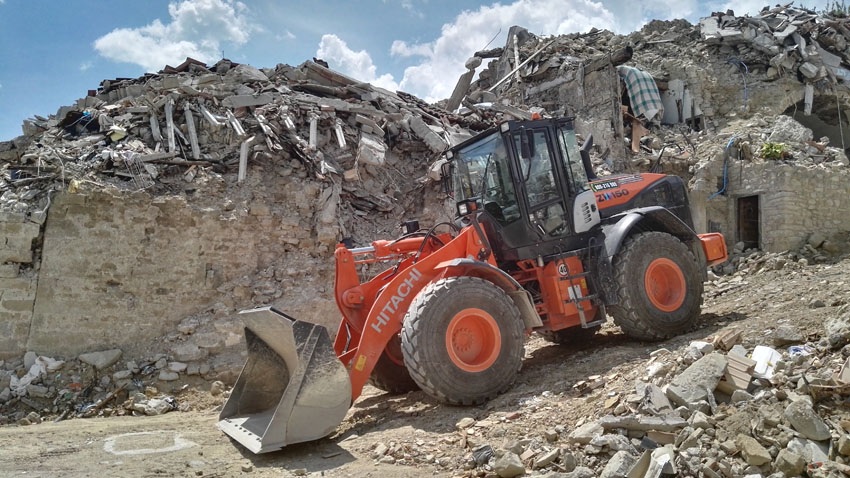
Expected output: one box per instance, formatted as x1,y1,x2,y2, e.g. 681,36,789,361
356,133,387,167
0,263,19,278
736,434,771,466
221,93,273,108
78,349,122,370
785,400,830,440
568,422,604,444
600,450,637,478
171,343,207,362
799,62,819,78
1,299,34,313
666,353,727,406
409,115,447,153
775,449,805,476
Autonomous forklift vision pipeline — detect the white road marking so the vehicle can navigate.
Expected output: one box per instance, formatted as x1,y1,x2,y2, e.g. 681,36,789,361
103,431,196,456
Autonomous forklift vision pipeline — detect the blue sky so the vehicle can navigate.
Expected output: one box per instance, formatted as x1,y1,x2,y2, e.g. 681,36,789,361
0,0,790,141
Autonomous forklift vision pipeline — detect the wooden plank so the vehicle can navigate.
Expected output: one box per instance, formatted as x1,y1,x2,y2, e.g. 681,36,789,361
165,98,176,153
183,103,201,160
513,34,521,83
488,39,556,92
226,110,245,136
149,114,162,143
309,114,318,149
238,137,253,183
138,152,178,163
200,105,222,128
647,430,676,445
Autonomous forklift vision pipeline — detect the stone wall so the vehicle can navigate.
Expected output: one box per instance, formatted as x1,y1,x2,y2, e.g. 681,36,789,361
692,161,850,252
0,211,42,359
0,184,343,359
0,165,447,362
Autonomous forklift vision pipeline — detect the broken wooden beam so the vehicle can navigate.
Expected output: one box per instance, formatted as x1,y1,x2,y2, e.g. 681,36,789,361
184,103,201,160
583,45,634,73
149,115,162,143
238,136,254,183
226,110,246,137
488,39,556,92
200,105,222,128
138,151,179,163
165,98,176,153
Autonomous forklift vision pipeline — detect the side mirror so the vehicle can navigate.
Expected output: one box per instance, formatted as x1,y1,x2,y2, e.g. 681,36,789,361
520,130,535,159
440,161,454,197
579,134,598,180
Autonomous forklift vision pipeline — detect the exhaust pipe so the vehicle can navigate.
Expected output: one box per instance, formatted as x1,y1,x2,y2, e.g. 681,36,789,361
217,307,351,453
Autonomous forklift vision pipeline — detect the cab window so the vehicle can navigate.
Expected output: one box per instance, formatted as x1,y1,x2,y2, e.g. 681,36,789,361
556,126,590,194
454,133,521,225
514,130,559,207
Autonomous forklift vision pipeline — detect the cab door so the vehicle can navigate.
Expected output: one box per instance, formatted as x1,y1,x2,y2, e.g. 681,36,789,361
513,128,572,239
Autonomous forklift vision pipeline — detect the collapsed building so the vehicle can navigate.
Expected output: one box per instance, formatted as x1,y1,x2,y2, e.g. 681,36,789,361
448,6,850,254
1,4,850,424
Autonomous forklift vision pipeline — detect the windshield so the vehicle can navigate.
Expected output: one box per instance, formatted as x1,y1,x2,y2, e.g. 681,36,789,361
556,125,590,194
453,133,501,201
452,132,520,225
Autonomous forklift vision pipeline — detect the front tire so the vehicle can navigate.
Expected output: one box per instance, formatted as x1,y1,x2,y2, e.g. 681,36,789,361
401,277,525,406
368,335,420,394
608,231,702,341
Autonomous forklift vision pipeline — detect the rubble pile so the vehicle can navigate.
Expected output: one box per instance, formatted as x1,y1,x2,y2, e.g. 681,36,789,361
701,5,850,86
0,347,225,425
348,302,850,478
715,228,850,278
691,113,850,173
0,58,495,220
440,5,850,180
0,57,514,422
2,8,850,474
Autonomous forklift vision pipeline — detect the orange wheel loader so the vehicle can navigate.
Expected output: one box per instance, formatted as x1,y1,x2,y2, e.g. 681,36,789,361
217,116,728,453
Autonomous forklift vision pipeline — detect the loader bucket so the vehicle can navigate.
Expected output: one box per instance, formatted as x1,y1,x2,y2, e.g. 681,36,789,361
217,307,351,454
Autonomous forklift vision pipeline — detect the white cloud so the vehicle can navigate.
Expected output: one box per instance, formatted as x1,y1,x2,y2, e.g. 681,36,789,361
80,61,93,72
93,0,252,72
276,30,296,41
720,0,769,16
316,34,400,91
389,0,617,102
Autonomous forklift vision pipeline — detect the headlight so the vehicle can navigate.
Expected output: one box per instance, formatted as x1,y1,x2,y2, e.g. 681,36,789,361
458,203,468,215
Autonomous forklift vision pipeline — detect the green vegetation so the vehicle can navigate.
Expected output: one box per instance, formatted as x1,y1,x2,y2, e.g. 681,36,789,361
760,142,789,160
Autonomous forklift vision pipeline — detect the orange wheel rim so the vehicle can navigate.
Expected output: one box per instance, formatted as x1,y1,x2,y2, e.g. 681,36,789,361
644,258,686,312
445,308,501,373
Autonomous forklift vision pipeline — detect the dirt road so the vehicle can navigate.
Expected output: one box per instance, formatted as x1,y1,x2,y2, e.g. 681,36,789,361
2,253,847,477
0,407,430,477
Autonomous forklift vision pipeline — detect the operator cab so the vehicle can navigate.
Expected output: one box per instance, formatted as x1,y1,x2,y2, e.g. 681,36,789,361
443,117,601,267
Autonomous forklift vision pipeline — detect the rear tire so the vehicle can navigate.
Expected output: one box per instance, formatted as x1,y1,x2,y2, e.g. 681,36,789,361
608,231,702,341
401,277,525,406
368,336,420,394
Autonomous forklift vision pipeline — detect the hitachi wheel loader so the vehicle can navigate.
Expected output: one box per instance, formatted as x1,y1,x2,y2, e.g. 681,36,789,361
217,116,728,453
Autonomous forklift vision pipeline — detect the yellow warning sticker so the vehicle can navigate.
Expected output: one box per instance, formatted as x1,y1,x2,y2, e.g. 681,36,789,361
354,355,367,371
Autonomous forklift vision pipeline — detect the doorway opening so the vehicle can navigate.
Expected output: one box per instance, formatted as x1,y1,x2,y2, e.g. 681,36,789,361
737,195,760,250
